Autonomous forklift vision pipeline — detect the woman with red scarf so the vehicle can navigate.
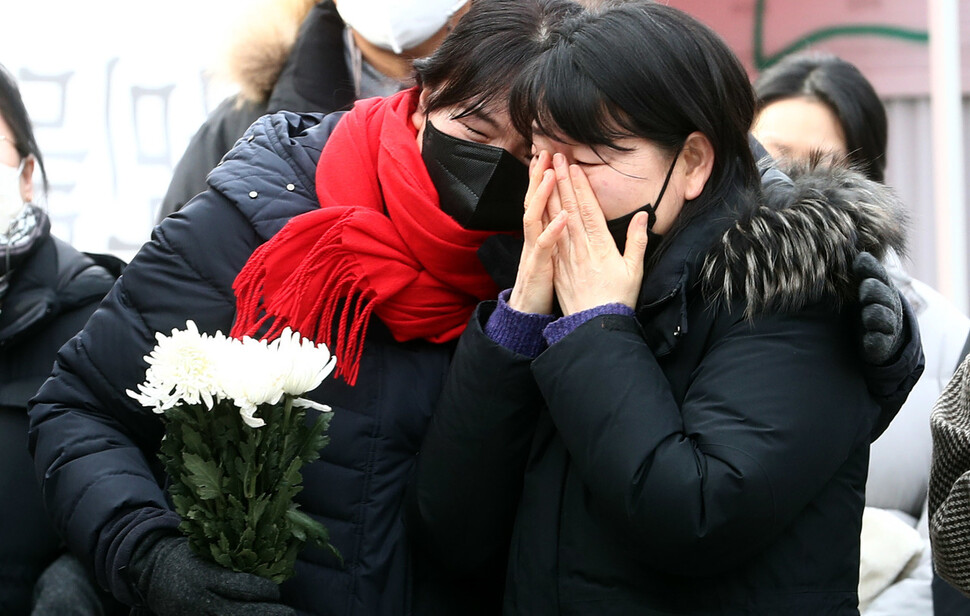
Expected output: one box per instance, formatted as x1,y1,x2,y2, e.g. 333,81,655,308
26,1,582,615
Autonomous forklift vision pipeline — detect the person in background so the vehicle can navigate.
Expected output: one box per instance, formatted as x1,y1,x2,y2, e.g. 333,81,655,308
156,0,470,222
27,2,581,615
0,64,124,615
752,51,970,615
928,349,970,607
408,3,922,613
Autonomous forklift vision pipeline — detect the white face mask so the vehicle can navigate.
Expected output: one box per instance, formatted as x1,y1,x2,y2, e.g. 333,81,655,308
0,159,27,234
336,0,467,54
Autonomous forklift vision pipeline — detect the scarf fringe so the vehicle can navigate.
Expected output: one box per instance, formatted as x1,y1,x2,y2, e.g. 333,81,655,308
232,213,376,386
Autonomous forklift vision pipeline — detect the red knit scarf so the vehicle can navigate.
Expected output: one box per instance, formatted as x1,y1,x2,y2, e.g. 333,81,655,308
231,88,499,385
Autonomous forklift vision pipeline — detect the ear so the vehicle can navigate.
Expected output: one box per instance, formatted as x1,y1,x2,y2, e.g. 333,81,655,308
411,88,430,133
20,156,34,203
680,131,714,201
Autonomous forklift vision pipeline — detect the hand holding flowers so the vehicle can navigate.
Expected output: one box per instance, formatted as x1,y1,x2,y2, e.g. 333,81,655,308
127,321,340,583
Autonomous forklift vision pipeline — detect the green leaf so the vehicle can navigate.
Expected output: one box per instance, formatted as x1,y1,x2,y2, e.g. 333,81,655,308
182,453,224,501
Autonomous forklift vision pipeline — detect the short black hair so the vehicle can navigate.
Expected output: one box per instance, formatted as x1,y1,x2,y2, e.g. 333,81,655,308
414,0,583,119
507,0,759,240
754,52,887,183
0,64,48,194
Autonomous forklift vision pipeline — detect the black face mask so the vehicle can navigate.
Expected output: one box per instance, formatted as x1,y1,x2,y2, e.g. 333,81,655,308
605,153,679,255
606,205,664,257
421,118,529,231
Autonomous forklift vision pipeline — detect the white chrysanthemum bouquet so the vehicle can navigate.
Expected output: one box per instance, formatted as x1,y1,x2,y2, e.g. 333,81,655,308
127,320,340,582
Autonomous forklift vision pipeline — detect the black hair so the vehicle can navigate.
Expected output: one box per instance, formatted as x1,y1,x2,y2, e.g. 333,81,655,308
753,52,887,183
414,0,584,118
0,64,48,194
507,1,759,244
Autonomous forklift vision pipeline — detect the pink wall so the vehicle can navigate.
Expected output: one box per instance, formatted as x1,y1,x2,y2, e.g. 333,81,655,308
672,0,970,97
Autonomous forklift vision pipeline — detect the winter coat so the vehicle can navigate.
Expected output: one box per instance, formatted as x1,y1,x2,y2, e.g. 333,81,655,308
157,0,356,221
28,110,497,616
0,231,120,615
409,162,924,615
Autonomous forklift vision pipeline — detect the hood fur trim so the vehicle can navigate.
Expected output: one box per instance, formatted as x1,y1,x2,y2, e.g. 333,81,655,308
216,0,318,104
701,160,908,319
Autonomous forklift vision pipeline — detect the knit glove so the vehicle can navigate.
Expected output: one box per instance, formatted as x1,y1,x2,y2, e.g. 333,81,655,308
127,533,294,616
854,251,904,366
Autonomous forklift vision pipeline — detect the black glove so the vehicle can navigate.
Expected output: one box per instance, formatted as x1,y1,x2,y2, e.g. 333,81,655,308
854,251,904,366
127,533,294,616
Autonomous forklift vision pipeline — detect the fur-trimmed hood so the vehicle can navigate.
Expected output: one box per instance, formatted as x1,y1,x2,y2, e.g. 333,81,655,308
216,0,319,104
701,161,908,318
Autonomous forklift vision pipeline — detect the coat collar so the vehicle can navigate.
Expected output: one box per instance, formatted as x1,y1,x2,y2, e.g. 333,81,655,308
636,159,907,357
634,191,739,357
0,235,121,345
0,234,57,343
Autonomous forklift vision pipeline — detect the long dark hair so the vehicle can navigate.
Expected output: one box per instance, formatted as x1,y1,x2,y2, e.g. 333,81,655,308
507,1,759,249
754,52,887,183
0,64,48,194
414,0,583,117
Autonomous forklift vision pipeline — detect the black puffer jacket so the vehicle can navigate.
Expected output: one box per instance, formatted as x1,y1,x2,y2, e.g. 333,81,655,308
29,111,497,616
410,162,924,615
0,229,120,615
157,0,356,221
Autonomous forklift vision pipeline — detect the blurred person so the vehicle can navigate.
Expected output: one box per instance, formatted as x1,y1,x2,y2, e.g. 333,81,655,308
157,0,470,222
929,353,970,603
408,3,923,613
752,51,970,615
26,2,582,615
0,64,124,615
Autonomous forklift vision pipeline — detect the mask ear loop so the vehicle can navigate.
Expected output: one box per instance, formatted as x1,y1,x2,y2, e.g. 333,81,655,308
643,151,679,230
19,156,31,204
344,27,364,98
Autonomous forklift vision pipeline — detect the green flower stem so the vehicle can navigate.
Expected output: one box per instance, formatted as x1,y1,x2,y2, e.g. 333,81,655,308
281,396,294,480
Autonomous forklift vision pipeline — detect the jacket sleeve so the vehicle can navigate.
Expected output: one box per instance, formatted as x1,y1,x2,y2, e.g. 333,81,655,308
156,96,267,223
28,191,257,605
865,293,926,440
531,307,877,576
407,302,541,574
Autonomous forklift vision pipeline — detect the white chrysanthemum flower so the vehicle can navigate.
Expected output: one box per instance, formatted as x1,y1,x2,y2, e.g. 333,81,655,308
126,320,226,412
218,336,287,428
129,323,337,429
268,328,337,396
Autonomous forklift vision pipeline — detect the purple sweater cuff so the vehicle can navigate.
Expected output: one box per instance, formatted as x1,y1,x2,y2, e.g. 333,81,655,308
543,303,636,347
484,289,556,358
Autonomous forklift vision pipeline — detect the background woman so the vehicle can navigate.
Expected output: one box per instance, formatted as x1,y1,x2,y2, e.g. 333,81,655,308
752,52,970,615
0,64,123,615
410,3,921,613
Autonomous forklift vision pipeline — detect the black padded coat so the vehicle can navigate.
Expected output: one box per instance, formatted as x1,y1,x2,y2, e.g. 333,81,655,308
409,162,925,615
29,110,496,616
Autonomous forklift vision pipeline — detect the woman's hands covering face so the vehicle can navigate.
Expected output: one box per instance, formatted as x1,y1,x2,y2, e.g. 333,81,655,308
507,151,568,314
508,150,650,316
549,153,649,315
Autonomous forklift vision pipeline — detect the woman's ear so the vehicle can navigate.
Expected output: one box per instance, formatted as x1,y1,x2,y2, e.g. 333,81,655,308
20,156,34,203
681,131,714,201
412,89,430,133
